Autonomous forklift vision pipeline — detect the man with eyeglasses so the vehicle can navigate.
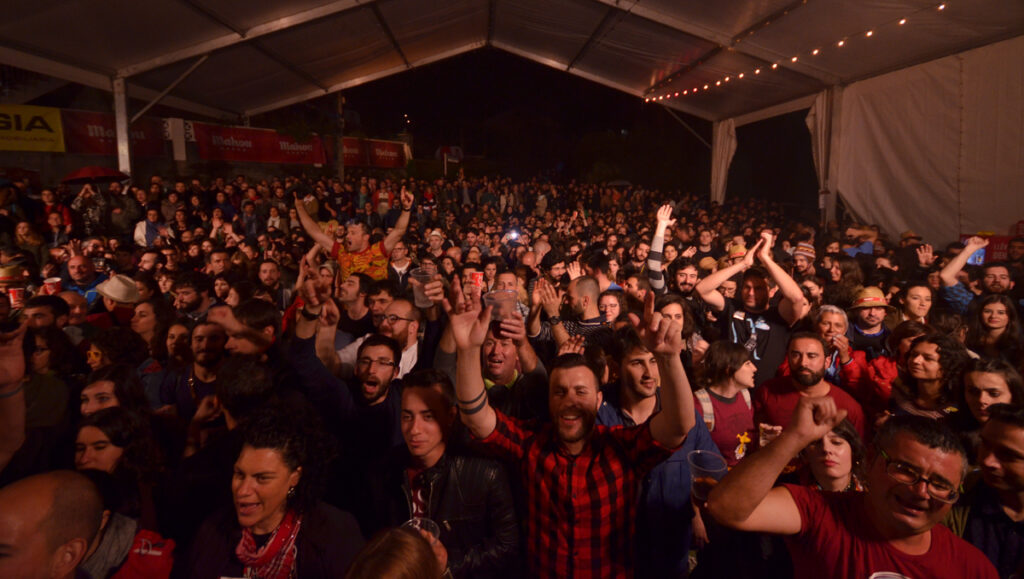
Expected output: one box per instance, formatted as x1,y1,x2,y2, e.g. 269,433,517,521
708,399,997,578
335,298,424,379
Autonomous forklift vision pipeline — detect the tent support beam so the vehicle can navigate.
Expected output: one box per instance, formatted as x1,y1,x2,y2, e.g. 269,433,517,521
130,54,209,123
371,3,410,67
486,0,497,44
661,106,710,149
112,77,132,175
244,41,484,116
252,44,329,91
567,7,617,71
117,0,368,77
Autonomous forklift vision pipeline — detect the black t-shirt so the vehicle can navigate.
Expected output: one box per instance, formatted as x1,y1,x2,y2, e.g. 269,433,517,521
338,309,375,342
716,300,792,387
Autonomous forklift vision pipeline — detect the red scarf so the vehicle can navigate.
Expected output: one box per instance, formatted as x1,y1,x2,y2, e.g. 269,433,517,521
235,509,303,579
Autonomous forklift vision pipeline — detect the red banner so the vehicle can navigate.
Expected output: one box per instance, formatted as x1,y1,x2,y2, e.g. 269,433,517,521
62,110,165,157
192,123,327,165
368,140,406,168
341,137,368,166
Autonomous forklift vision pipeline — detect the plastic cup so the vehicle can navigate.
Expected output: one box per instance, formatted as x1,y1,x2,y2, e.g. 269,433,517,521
482,290,518,320
688,450,728,502
7,287,25,308
43,277,62,294
409,266,437,308
401,517,440,544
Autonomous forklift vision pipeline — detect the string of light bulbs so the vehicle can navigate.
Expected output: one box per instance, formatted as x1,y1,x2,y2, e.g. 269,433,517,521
644,2,949,103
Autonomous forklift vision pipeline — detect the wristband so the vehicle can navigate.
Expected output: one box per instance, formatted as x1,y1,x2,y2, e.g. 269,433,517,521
299,308,322,321
548,316,562,325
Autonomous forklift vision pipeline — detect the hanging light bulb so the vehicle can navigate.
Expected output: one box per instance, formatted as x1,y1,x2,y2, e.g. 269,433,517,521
866,30,874,37
837,39,845,47
899,18,907,25
812,48,820,55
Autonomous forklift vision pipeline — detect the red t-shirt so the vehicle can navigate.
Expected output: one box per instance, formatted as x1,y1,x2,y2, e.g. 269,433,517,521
331,240,390,281
754,377,866,441
694,390,754,466
784,484,997,579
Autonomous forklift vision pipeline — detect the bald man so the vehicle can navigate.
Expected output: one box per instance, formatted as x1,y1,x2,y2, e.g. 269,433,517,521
0,470,104,578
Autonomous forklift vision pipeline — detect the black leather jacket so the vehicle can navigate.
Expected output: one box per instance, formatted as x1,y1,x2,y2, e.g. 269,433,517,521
368,451,520,578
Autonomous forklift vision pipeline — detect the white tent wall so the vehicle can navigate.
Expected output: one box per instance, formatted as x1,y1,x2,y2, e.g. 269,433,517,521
835,35,1024,246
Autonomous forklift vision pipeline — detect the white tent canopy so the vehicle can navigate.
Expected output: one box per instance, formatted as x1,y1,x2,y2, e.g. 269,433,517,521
2,0,1022,241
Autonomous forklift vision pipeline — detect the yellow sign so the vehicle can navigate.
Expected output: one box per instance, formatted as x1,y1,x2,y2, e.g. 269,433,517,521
0,105,65,152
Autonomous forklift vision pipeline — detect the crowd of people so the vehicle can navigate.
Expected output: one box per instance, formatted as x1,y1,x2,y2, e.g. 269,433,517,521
0,169,1023,578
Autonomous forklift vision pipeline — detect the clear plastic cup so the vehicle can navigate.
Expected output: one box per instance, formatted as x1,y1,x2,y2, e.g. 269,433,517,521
688,450,728,502
482,290,518,320
408,266,437,308
401,517,441,544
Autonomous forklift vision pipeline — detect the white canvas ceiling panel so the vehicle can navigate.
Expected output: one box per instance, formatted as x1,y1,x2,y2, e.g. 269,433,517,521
742,0,1024,83
133,45,304,112
380,0,489,63
1,0,226,71
186,0,359,33
573,14,717,89
658,50,824,120
622,0,799,39
492,0,608,67
253,7,397,85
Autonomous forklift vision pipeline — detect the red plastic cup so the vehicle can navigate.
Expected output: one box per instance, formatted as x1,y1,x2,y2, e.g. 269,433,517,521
43,277,62,294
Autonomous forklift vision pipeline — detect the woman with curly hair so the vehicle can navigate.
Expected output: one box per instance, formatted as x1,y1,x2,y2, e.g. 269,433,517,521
888,333,970,423
179,407,365,578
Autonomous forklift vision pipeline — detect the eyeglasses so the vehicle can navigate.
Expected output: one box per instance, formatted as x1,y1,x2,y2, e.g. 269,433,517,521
357,357,396,369
878,449,960,503
381,314,414,324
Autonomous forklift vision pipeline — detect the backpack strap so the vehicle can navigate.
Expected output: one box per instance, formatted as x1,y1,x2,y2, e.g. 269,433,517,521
695,389,715,432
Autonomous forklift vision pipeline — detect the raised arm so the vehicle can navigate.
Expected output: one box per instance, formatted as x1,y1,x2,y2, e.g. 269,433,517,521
383,188,414,253
500,312,539,374
446,294,498,439
940,236,988,288
695,238,763,312
647,204,675,294
707,396,846,534
294,194,334,251
638,294,696,448
757,232,810,326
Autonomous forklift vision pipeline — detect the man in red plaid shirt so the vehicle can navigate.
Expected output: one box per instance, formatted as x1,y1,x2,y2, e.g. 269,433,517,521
447,294,696,578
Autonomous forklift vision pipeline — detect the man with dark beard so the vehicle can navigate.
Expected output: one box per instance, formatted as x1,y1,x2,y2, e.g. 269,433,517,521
173,271,214,322
450,293,696,577
527,275,614,353
754,333,866,446
153,321,228,421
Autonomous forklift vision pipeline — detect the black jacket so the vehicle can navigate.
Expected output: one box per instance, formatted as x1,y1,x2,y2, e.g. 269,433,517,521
174,502,363,579
367,451,520,578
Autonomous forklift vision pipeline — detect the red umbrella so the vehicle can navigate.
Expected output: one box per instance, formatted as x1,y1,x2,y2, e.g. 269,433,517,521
61,166,129,184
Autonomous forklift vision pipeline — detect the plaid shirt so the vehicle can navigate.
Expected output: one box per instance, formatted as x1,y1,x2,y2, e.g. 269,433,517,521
479,410,674,578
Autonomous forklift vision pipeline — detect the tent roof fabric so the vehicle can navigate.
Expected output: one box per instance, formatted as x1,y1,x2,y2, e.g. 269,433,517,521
2,0,1022,121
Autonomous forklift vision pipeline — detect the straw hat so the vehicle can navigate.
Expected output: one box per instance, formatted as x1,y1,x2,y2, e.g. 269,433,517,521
849,286,894,311
728,245,747,259
0,264,23,283
96,275,141,304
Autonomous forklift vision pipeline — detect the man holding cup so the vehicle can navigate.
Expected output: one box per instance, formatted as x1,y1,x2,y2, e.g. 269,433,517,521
449,292,695,577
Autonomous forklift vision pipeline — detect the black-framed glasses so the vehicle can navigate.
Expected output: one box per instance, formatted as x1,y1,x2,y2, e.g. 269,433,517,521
356,357,396,369
878,449,960,503
381,314,414,324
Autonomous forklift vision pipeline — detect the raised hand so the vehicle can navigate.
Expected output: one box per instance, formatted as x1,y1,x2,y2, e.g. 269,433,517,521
566,261,583,280
498,311,528,345
656,204,676,228
443,290,491,351
536,278,562,317
786,396,848,445
682,245,697,258
757,231,775,262
742,238,764,269
319,297,341,327
916,244,935,267
965,236,989,250
634,292,684,356
400,187,415,210
557,334,586,356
